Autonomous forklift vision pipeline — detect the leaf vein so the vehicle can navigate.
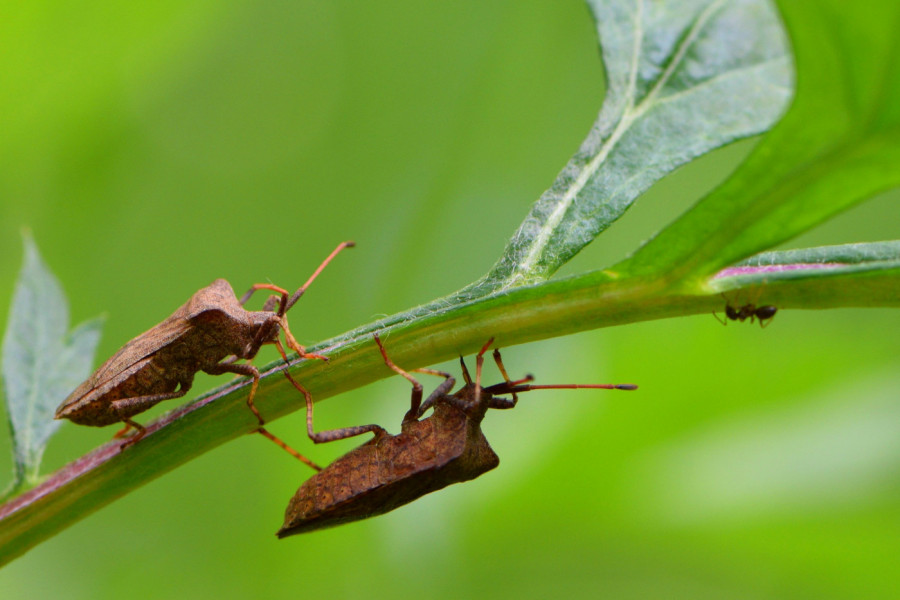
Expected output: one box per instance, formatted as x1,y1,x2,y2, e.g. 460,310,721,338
511,0,646,285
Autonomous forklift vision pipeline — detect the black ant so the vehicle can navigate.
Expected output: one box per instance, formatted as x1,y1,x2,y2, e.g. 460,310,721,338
713,293,777,328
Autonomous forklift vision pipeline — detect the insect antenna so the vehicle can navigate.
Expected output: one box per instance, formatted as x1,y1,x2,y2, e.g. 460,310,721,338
285,241,355,312
484,381,638,394
239,283,289,314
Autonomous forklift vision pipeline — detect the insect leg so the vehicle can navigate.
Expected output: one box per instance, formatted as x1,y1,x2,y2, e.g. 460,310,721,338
237,340,325,469
239,288,301,360
489,348,520,409
204,361,264,425
113,418,146,439
374,333,424,423
712,310,728,325
257,427,322,471
113,422,133,438
274,315,329,363
109,390,185,448
116,419,148,448
276,362,386,444
110,389,188,414
372,333,455,419
445,338,495,411
472,338,493,409
416,376,457,418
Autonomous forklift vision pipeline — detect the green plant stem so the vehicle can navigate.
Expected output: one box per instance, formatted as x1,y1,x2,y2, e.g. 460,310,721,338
1,264,899,566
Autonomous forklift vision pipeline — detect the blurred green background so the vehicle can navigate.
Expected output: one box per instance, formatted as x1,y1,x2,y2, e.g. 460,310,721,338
2,1,900,598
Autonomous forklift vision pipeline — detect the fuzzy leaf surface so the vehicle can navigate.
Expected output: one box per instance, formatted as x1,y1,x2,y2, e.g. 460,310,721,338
1,235,103,490
481,0,792,290
617,0,900,284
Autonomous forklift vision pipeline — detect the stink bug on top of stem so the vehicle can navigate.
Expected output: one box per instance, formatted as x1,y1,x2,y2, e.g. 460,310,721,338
54,241,354,449
274,334,638,537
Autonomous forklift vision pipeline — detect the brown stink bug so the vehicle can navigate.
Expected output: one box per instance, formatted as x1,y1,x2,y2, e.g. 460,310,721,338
54,241,354,447
276,335,637,537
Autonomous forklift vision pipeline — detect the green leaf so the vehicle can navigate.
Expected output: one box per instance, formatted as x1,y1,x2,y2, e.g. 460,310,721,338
736,240,900,270
1,233,104,492
616,0,900,285
479,0,791,289
710,241,900,308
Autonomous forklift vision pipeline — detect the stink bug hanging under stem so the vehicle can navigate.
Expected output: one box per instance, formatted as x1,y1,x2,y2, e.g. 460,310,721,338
274,334,637,537
55,242,354,450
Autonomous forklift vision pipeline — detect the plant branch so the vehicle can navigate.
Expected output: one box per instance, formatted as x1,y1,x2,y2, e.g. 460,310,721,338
2,258,899,565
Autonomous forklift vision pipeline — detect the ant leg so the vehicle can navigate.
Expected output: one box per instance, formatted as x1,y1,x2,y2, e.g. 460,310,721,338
712,311,728,326
284,241,355,312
